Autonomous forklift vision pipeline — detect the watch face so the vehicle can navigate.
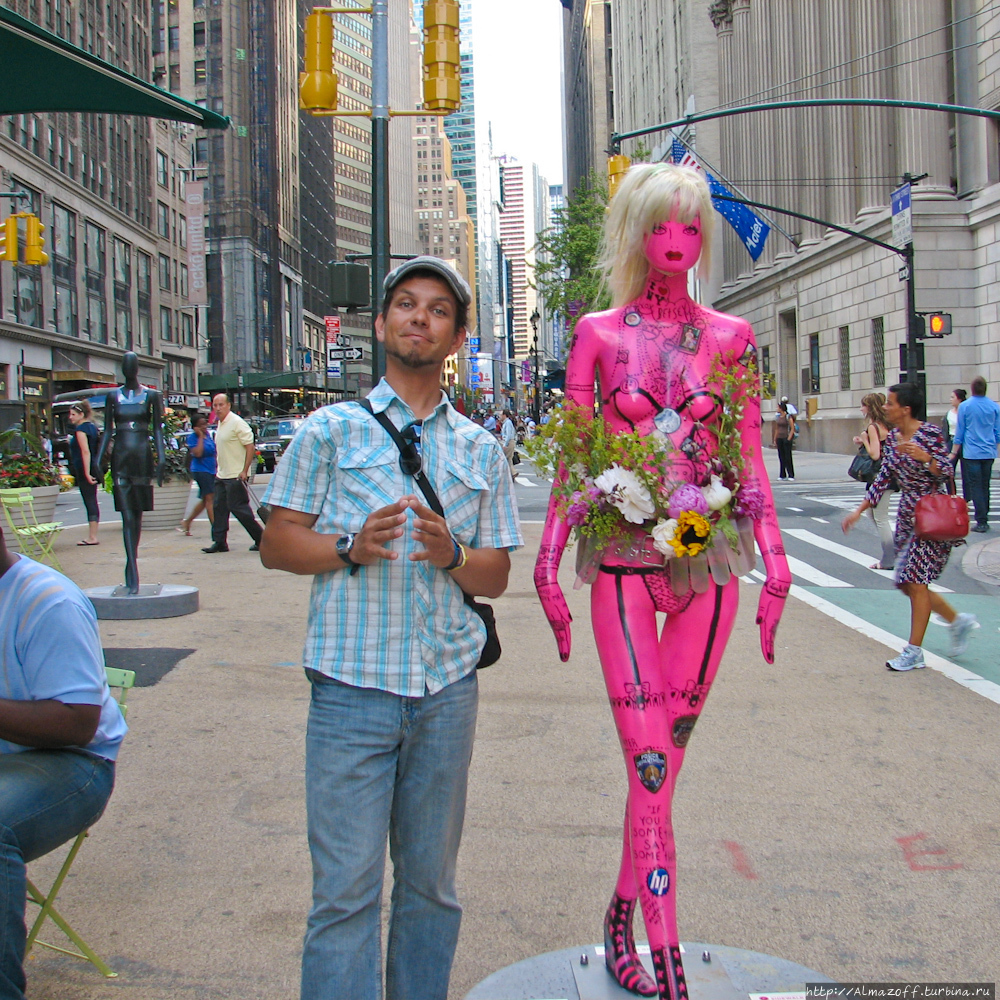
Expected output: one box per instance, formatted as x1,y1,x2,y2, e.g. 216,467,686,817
337,534,354,555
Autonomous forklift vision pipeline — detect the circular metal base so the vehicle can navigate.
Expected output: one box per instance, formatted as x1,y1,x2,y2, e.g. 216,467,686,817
85,584,199,619
464,942,834,1000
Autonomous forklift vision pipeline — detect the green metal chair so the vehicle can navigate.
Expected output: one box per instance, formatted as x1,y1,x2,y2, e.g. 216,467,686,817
24,666,135,979
0,487,64,572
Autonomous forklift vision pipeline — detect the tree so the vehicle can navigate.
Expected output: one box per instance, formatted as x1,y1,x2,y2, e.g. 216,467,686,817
533,172,612,349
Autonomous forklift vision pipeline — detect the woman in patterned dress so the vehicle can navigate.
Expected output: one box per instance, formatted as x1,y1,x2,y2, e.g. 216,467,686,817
843,382,976,670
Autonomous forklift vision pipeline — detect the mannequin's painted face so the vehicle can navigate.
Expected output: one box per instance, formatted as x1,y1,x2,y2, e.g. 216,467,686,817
643,214,703,276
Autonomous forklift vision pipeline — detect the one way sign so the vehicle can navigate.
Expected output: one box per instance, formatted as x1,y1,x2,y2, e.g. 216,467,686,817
328,347,364,361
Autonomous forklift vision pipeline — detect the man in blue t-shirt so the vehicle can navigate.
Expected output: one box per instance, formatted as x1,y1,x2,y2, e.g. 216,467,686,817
0,525,126,998
951,376,1000,532
179,412,218,535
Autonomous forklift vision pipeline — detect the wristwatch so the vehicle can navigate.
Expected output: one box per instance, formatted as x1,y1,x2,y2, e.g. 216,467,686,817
336,533,356,566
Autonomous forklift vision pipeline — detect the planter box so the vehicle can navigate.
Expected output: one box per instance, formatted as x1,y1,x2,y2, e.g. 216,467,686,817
2,485,61,554
142,481,196,531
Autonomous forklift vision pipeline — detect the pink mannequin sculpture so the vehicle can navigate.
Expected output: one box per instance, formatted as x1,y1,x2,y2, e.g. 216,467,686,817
533,164,790,1000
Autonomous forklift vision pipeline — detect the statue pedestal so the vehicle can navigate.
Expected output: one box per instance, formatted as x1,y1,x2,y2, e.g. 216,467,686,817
84,584,199,620
464,942,835,1000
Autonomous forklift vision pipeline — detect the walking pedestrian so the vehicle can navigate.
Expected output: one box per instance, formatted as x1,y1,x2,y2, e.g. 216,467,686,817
202,393,263,554
772,399,796,481
500,409,517,476
259,256,521,1000
178,413,216,536
852,392,894,570
943,388,967,452
843,382,976,670
950,376,1000,533
67,401,100,546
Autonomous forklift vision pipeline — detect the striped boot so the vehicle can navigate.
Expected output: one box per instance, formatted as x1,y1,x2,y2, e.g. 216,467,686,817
651,945,689,1000
603,893,657,997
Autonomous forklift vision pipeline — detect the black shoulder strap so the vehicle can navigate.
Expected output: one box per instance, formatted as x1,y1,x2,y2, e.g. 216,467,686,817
357,399,445,519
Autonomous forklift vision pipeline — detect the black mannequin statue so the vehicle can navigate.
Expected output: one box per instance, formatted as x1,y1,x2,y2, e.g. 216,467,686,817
95,352,165,594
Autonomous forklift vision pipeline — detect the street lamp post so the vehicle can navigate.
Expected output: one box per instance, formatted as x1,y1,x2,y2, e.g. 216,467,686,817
530,308,540,425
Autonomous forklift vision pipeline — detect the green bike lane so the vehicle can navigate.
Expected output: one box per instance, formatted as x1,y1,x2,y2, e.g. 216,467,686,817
794,584,1000,698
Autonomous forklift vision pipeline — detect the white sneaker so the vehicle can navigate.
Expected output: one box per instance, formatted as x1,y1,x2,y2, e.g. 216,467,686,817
787,476,795,481
886,645,925,671
948,613,977,657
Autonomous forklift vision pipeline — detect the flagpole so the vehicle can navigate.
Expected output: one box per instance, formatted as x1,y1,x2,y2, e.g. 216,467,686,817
667,131,800,249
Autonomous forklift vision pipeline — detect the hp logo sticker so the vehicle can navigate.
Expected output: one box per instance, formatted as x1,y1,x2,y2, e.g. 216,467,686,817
646,868,670,896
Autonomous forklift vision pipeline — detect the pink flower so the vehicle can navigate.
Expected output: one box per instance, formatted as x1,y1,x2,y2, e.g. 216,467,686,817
668,484,709,519
733,486,766,520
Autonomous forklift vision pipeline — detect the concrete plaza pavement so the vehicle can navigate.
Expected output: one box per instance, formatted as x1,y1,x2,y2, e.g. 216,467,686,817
21,472,1000,999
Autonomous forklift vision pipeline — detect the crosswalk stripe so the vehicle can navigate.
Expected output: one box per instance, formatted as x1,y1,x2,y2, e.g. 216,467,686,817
756,542,852,587
783,529,954,593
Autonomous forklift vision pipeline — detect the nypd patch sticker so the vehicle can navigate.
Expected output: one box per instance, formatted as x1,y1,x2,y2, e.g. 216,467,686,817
634,751,667,793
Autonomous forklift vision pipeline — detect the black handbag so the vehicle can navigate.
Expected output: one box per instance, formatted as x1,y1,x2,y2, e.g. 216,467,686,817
358,401,501,669
848,446,879,483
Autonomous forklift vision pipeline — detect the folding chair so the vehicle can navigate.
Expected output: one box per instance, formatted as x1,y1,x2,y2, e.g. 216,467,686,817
0,488,64,572
24,666,135,979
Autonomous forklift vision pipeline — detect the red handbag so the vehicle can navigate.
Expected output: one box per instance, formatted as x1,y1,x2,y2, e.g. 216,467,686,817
914,478,969,542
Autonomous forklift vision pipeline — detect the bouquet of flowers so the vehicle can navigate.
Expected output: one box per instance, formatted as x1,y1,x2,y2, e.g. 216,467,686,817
525,352,764,561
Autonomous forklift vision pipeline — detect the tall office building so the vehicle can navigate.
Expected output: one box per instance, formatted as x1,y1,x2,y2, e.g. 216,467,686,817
497,156,548,361
0,0,210,441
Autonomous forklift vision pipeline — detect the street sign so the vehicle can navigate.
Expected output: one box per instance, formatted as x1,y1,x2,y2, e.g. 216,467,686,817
891,182,912,247
330,359,342,378
325,315,341,378
521,359,532,384
328,347,363,361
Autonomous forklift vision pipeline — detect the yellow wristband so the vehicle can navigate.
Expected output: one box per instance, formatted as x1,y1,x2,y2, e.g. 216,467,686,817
451,542,468,571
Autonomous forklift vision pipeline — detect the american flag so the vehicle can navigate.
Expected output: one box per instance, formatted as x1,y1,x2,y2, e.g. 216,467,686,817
669,137,769,261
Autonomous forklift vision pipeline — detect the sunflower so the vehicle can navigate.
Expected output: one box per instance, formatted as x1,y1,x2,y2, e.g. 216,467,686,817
666,510,712,557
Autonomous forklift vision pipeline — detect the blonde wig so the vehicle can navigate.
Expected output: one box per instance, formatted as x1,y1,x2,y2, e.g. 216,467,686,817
600,162,715,307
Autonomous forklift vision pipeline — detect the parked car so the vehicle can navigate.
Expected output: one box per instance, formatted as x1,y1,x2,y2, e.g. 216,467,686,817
255,415,306,473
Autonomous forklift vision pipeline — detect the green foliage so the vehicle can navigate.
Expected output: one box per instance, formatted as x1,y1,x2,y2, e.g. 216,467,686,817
160,407,192,484
705,350,760,480
0,451,62,489
630,140,652,163
532,172,612,348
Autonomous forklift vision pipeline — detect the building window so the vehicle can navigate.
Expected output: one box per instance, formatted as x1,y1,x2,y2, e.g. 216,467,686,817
52,204,76,261
181,310,194,346
195,137,207,162
115,306,131,349
53,283,77,337
194,60,206,84
113,240,131,286
806,333,820,394
83,222,105,273
179,215,187,249
156,150,169,187
168,24,179,49
180,263,189,299
193,21,205,46
159,253,171,290
136,251,152,354
157,201,170,239
838,326,851,390
86,294,107,343
160,305,173,343
872,317,885,386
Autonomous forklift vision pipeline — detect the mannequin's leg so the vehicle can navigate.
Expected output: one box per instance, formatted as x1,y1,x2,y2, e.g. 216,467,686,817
121,508,142,594
592,574,739,1000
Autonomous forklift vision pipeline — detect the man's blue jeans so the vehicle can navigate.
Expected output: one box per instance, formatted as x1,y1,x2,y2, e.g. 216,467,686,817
301,670,478,1000
0,749,115,1000
961,457,994,526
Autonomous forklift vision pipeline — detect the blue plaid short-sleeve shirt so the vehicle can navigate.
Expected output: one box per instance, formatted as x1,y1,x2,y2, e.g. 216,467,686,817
263,379,523,696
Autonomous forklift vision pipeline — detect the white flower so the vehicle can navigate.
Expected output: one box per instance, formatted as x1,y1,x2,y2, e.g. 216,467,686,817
701,474,733,511
651,518,679,556
594,464,656,524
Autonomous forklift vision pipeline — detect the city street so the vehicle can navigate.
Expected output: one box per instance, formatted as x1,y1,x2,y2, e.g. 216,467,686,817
19,448,1000,999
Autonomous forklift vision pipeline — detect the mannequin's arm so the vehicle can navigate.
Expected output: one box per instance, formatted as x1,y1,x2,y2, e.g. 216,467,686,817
151,391,166,486
95,395,114,471
736,345,791,662
533,318,600,661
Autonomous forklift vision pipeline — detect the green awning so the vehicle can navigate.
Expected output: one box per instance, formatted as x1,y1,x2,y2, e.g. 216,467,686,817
0,7,229,129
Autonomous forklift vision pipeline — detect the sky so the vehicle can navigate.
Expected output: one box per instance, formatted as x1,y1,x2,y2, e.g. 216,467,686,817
471,0,565,186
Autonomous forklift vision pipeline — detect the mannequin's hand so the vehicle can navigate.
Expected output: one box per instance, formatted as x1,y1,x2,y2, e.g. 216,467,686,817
533,556,572,661
755,576,789,664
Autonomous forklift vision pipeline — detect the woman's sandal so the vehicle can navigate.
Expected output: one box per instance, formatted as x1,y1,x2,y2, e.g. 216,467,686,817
870,562,894,570
77,540,99,546
175,524,192,536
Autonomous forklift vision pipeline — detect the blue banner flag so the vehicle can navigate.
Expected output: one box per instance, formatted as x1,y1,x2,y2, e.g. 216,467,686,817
669,140,769,261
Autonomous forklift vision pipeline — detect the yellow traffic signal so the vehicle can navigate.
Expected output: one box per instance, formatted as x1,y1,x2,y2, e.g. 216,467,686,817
927,312,952,337
299,11,337,113
423,0,460,112
607,154,631,199
23,214,48,266
0,215,17,263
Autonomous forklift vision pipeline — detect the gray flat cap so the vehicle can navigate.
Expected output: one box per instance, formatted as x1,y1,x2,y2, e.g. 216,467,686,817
382,255,472,308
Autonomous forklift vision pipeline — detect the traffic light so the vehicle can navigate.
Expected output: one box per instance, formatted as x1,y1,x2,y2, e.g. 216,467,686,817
23,213,48,266
926,312,952,338
0,215,17,263
422,0,460,112
299,11,337,113
607,154,631,198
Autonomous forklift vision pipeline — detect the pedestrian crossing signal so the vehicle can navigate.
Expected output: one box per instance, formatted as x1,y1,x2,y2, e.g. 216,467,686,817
926,313,952,338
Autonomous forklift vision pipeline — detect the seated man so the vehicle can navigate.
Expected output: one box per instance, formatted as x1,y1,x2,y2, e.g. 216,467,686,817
0,526,127,1000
